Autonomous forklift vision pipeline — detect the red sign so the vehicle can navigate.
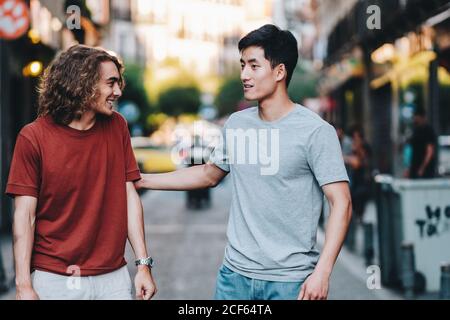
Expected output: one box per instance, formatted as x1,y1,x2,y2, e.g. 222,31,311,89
0,0,30,40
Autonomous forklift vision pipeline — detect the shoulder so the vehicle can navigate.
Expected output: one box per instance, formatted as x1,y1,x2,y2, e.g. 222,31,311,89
15,117,50,152
226,107,258,125
425,124,437,136
107,111,129,130
18,116,49,141
293,105,332,137
112,111,127,124
296,104,328,127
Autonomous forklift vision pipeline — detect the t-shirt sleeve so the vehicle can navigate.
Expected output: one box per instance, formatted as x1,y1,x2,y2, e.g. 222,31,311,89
120,116,141,182
425,126,437,145
208,120,230,172
307,123,349,187
6,133,41,198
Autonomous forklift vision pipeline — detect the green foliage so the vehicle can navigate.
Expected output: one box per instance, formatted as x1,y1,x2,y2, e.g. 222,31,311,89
147,113,169,129
215,75,244,117
158,86,201,116
288,63,319,103
122,63,154,132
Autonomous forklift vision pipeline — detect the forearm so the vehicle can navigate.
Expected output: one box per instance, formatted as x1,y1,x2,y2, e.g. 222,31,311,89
420,145,434,171
140,164,218,190
315,198,352,276
13,210,35,288
127,184,149,260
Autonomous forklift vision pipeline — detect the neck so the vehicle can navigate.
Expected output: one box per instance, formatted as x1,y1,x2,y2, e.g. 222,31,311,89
68,110,96,131
258,87,295,122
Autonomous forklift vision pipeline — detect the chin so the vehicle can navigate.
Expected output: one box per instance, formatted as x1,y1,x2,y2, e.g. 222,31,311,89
244,93,258,101
98,108,114,117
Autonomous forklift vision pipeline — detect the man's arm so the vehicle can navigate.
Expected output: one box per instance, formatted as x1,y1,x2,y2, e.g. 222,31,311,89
135,162,228,190
13,196,39,300
418,144,435,177
126,182,157,300
299,181,352,300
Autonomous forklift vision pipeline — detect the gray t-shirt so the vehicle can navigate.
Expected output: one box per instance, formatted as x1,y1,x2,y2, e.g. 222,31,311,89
210,104,349,282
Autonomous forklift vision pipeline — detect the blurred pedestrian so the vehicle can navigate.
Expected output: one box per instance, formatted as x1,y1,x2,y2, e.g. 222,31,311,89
136,25,352,300
186,135,212,209
344,125,372,224
405,108,437,179
331,122,353,181
5,45,156,300
331,122,353,158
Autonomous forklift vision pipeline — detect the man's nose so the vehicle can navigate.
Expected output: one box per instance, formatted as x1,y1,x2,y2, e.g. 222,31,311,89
241,66,250,82
113,83,122,97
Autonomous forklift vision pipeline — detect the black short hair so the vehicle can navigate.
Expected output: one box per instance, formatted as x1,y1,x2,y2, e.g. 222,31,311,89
238,24,298,87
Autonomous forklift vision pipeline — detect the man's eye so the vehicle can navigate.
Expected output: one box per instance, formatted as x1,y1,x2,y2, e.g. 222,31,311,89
251,65,258,69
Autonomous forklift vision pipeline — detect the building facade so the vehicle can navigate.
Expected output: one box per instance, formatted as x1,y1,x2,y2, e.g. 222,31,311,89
316,0,450,177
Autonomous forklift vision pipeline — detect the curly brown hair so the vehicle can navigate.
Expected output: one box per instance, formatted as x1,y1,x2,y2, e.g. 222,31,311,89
38,45,125,125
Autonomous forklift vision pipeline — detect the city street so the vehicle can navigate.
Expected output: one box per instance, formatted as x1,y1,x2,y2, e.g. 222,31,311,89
1,0,449,304
0,176,404,300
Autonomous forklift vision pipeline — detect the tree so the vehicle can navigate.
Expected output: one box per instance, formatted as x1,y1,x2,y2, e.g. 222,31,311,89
121,63,154,133
158,86,201,117
215,75,244,117
288,62,319,103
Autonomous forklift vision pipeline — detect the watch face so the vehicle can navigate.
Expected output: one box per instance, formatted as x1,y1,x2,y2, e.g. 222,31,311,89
136,257,154,267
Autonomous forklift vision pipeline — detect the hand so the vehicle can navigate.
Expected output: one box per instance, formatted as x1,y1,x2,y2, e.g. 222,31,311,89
403,169,410,178
16,286,39,300
134,266,157,300
417,167,425,177
298,271,329,300
134,177,145,190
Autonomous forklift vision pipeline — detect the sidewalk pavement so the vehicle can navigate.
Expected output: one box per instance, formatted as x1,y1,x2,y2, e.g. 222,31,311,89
0,198,407,300
0,234,15,300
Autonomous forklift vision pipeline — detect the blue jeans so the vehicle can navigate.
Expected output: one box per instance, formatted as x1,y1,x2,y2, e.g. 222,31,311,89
214,265,303,300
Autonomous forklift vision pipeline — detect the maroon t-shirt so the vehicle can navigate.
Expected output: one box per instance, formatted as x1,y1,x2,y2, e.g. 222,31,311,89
6,112,141,276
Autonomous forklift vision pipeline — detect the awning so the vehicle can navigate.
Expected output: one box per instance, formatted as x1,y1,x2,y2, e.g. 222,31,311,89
370,51,437,89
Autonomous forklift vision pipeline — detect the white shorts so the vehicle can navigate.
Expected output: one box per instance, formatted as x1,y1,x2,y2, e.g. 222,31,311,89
31,266,132,300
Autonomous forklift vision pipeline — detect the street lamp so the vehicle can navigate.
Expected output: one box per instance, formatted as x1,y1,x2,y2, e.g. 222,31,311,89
22,60,43,77
27,28,40,44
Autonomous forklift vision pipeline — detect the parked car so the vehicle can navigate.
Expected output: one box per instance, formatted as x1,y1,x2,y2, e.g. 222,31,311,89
131,137,177,173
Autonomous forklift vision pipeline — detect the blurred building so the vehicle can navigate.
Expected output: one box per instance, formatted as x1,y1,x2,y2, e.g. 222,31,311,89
132,0,273,91
102,0,145,66
220,0,273,77
272,0,318,61
316,0,450,177
0,0,110,232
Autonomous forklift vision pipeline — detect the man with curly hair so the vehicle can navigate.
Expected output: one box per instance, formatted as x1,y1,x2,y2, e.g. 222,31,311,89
6,45,156,300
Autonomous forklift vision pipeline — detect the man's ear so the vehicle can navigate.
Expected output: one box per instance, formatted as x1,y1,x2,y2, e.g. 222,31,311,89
275,64,287,83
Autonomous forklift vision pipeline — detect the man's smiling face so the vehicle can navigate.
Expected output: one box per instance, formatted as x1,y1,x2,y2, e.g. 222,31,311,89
91,61,122,116
240,46,281,102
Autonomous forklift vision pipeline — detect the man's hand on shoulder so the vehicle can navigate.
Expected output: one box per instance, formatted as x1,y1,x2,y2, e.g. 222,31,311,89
134,176,146,190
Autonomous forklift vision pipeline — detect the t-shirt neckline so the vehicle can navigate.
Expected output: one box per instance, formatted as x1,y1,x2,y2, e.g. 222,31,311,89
256,104,300,125
45,115,101,137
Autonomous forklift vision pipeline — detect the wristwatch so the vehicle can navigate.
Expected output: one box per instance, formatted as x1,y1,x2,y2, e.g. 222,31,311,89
135,256,154,268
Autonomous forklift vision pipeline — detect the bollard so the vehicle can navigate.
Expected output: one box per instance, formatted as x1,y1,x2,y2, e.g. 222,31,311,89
440,263,450,300
363,222,374,266
401,242,416,299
